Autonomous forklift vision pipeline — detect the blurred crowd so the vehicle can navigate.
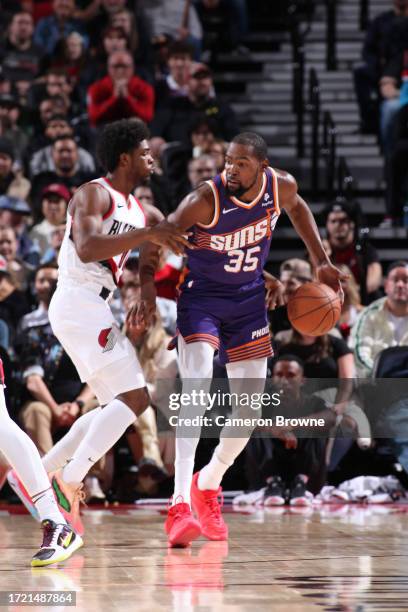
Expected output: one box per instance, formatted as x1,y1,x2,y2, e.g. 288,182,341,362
0,0,407,507
354,0,408,227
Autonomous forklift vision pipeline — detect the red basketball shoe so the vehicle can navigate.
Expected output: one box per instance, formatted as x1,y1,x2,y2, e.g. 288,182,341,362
190,472,228,541
165,501,202,548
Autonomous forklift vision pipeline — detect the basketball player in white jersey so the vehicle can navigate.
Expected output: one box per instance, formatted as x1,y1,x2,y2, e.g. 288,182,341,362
0,357,83,566
9,119,190,535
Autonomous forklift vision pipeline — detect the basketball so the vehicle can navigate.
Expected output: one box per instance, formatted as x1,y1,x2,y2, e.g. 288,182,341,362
287,281,341,336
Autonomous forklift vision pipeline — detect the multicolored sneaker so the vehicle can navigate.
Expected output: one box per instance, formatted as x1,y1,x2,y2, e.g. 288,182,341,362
263,476,286,506
165,501,202,548
190,472,228,541
289,474,314,506
31,520,83,567
7,469,40,521
49,470,85,536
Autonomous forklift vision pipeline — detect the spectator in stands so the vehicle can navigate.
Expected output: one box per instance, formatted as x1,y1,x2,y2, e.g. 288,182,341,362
0,138,30,200
17,264,97,455
351,260,408,377
0,195,40,266
0,94,28,164
87,50,154,127
41,224,66,265
151,62,239,142
30,136,94,211
122,288,178,485
353,0,408,135
322,199,382,304
134,184,155,209
155,248,184,302
188,154,217,191
0,12,44,96
155,40,194,108
209,138,227,172
269,258,312,336
0,226,33,291
30,184,70,257
29,123,95,178
337,264,364,342
49,32,90,97
34,0,88,56
110,8,154,82
274,325,354,380
0,254,30,343
28,69,82,119
143,0,203,60
243,355,335,501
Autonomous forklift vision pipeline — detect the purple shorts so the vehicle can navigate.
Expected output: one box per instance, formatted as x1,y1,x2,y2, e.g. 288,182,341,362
173,276,273,365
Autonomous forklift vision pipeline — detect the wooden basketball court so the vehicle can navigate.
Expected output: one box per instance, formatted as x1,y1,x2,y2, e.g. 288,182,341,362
0,503,407,611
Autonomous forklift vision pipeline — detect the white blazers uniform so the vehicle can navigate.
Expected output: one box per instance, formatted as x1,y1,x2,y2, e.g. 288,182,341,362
49,177,147,404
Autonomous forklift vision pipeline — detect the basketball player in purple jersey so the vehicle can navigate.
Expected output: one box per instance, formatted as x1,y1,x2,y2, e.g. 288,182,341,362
138,132,347,547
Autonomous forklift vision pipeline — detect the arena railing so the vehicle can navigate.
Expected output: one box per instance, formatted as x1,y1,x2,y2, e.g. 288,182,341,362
308,67,321,195
326,0,337,70
360,0,369,30
337,156,355,201
322,111,337,200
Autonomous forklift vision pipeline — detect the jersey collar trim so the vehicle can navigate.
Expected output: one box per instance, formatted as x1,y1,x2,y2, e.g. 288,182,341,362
221,170,268,209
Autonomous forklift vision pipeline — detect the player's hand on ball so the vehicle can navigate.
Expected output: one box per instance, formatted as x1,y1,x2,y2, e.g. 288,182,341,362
147,220,193,256
265,277,285,310
316,261,349,304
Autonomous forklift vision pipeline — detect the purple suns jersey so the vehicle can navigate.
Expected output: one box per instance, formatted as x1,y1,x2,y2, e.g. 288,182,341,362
186,167,280,286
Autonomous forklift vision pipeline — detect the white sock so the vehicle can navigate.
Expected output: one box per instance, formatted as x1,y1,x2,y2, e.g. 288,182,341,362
198,438,250,491
173,338,214,506
198,358,269,491
62,399,136,484
0,387,65,524
42,407,101,472
32,488,66,524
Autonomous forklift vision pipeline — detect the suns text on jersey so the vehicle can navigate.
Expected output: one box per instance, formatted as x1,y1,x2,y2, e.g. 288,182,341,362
209,216,272,253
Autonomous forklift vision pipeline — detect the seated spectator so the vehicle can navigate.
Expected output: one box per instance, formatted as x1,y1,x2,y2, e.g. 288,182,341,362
0,254,30,345
49,31,90,97
30,184,70,257
379,15,408,156
154,40,194,108
151,62,239,142
243,356,335,501
110,8,154,82
269,258,312,336
187,154,217,192
275,326,354,380
322,199,382,304
30,136,95,212
353,0,408,135
86,26,131,88
87,50,154,127
41,223,66,265
0,226,34,291
350,261,408,377
28,69,83,120
0,195,40,266
0,138,30,200
143,0,203,60
155,248,184,302
209,138,227,172
33,0,88,56
337,264,364,342
0,94,28,164
29,124,95,179
0,12,44,102
122,293,178,488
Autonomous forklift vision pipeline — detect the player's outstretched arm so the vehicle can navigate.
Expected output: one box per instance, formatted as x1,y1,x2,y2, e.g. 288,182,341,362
167,182,216,230
276,170,349,297
72,184,191,262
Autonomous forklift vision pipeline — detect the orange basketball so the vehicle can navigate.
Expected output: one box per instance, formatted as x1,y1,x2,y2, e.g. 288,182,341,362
287,281,341,336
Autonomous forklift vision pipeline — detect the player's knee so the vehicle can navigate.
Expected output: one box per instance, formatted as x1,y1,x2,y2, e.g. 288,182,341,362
117,387,150,417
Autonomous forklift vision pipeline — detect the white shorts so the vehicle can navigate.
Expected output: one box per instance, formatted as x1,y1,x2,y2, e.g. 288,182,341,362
49,281,145,405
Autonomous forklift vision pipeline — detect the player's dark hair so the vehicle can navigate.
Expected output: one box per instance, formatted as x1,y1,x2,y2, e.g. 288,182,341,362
387,260,408,275
274,354,305,371
97,119,150,172
231,132,268,160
